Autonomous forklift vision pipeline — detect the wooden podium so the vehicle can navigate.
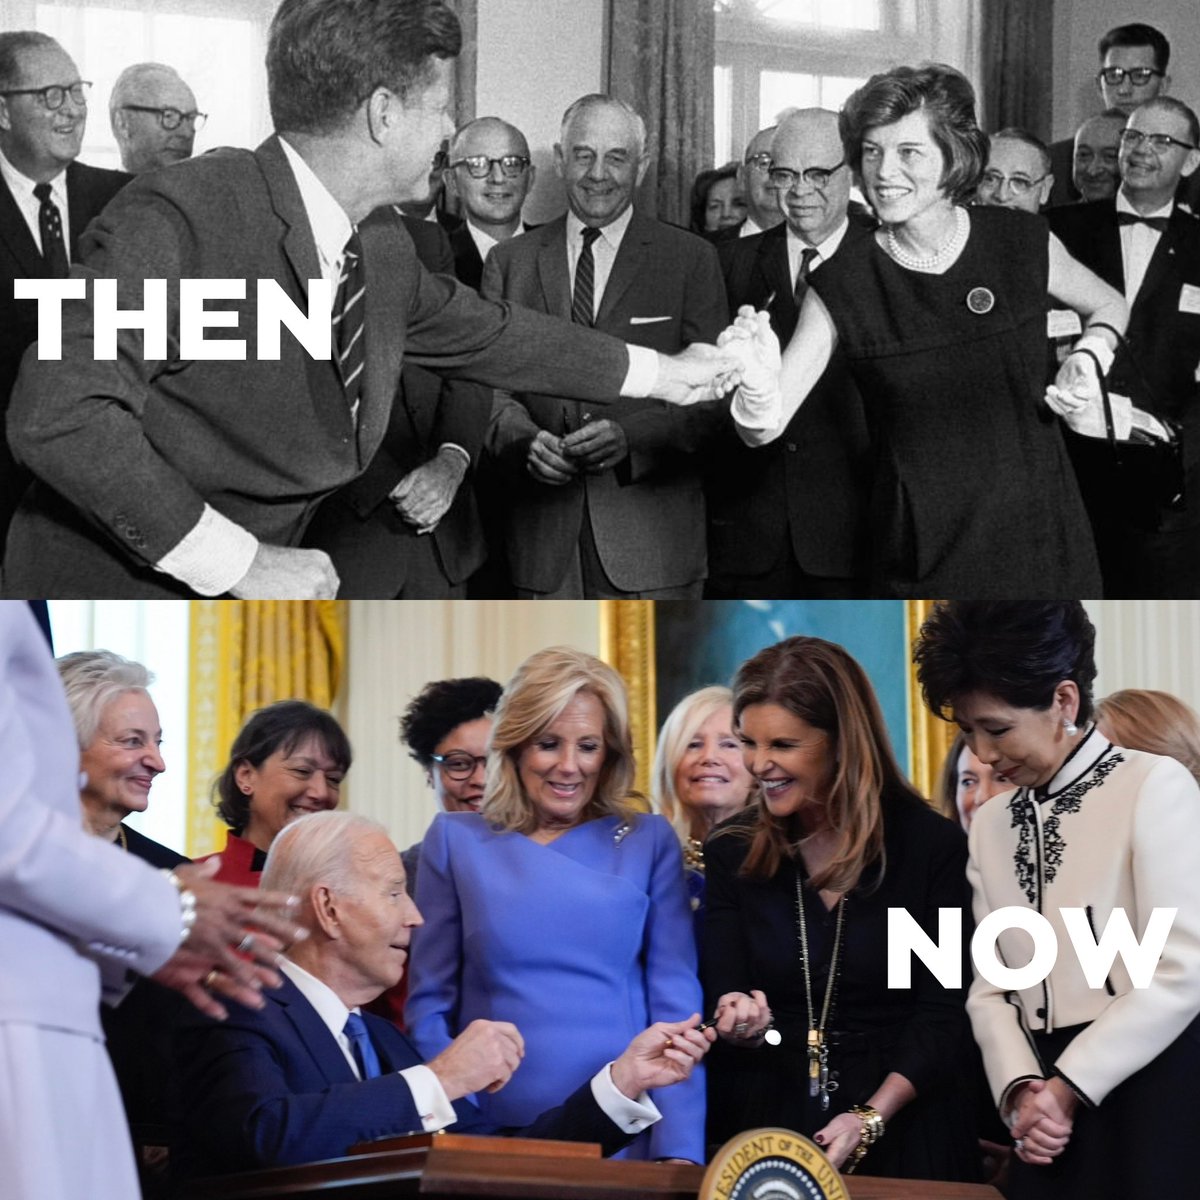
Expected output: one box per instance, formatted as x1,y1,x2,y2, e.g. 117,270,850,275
175,1134,1004,1200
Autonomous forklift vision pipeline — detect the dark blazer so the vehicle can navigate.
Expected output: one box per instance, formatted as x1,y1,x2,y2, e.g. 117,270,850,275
709,217,873,582
174,973,637,1178
481,211,727,594
2,136,632,598
302,211,488,596
1049,199,1200,511
448,219,486,290
0,160,130,544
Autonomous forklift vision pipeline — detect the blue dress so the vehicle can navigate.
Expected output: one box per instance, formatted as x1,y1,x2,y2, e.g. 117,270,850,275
406,811,705,1161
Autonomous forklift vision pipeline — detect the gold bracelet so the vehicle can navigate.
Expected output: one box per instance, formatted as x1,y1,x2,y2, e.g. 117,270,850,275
843,1105,885,1174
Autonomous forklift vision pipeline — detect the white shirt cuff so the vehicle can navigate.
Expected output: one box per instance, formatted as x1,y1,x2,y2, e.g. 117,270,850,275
590,1063,662,1134
621,346,659,399
438,442,471,467
154,505,259,596
399,1064,458,1132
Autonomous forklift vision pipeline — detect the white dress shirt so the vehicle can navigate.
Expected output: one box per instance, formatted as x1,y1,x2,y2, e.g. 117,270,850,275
786,218,850,289
564,204,636,322
0,147,71,260
467,218,528,266
1115,189,1173,305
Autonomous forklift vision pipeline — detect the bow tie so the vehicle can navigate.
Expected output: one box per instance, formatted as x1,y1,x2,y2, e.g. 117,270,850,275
1117,212,1170,233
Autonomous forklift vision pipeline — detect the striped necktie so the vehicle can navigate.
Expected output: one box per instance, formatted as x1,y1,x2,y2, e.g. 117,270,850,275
572,226,602,325
333,231,366,422
793,246,818,306
33,182,69,278
343,1011,382,1080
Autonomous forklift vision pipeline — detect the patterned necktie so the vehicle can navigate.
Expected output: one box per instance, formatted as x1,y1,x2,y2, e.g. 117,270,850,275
1116,212,1170,233
793,246,819,306
33,182,69,278
332,231,366,423
571,226,602,325
343,1011,382,1080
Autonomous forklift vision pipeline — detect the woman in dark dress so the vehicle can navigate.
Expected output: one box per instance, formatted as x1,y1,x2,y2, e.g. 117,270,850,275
703,636,980,1181
724,65,1128,596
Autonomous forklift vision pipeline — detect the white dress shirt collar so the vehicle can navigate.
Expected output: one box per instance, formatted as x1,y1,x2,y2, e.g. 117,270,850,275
566,203,635,256
786,217,850,285
279,957,363,1077
466,218,526,266
1114,189,1173,304
740,215,766,238
278,135,354,283
0,147,70,258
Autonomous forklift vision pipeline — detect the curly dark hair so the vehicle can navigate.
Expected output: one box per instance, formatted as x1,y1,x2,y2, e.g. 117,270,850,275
400,676,503,767
214,700,352,835
913,601,1097,725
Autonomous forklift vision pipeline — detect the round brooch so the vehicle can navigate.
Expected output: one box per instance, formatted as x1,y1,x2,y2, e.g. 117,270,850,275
966,286,995,314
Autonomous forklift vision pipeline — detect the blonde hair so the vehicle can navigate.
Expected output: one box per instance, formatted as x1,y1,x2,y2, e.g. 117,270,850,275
481,646,638,834
1095,689,1200,785
652,685,750,843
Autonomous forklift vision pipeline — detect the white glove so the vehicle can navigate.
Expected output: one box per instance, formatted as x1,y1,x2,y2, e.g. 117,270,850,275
1046,351,1107,438
719,309,782,433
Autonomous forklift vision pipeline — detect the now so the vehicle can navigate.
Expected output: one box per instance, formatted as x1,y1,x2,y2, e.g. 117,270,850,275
886,906,1177,991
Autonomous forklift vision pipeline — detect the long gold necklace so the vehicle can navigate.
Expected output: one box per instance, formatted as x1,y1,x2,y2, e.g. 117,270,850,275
795,866,845,1112
116,824,128,852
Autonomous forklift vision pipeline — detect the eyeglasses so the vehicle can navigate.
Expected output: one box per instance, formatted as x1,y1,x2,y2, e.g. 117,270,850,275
429,752,488,778
1097,66,1164,87
767,159,846,190
449,154,530,178
744,151,773,174
977,170,1048,196
1119,128,1198,152
0,81,91,110
120,104,207,131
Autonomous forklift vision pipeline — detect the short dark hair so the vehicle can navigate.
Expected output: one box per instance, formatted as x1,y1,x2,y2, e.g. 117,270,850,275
214,700,353,834
913,602,1097,726
0,31,57,90
399,676,503,766
689,162,739,233
1138,96,1200,149
990,126,1051,175
1099,22,1170,72
841,63,988,205
267,0,462,136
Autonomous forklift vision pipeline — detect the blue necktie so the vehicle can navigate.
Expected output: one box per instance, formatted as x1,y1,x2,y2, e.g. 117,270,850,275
344,1011,382,1080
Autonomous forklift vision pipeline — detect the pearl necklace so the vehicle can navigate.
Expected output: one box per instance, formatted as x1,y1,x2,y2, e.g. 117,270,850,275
885,205,969,271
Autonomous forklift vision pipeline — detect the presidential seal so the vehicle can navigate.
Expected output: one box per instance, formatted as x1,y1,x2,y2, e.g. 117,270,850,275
699,1128,851,1200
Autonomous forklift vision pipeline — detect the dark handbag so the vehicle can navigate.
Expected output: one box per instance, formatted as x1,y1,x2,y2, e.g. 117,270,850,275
1061,344,1185,533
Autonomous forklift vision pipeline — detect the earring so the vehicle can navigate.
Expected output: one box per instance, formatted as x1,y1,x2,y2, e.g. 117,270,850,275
1063,718,1078,736
241,784,253,795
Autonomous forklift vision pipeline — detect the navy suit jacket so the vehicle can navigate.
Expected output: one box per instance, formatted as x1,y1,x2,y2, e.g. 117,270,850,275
0,160,130,544
174,974,637,1178
3,137,631,598
481,211,726,593
711,216,873,580
302,211,488,596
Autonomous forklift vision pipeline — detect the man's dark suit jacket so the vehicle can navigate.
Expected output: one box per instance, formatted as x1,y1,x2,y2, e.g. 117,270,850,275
174,974,636,1178
709,216,873,588
2,136,632,598
448,220,486,290
0,160,130,546
481,211,726,595
302,212,488,597
1049,197,1200,592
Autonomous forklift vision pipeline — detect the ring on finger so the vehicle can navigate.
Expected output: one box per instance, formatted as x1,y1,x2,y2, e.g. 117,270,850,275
1014,1138,1024,1152
204,968,220,989
236,932,256,955
734,1021,749,1034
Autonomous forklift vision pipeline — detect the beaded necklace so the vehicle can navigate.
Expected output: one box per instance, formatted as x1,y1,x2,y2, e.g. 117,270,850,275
885,205,969,271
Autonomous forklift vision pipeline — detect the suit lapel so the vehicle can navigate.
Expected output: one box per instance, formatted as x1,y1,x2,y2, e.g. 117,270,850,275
1134,207,1186,315
64,161,93,260
275,975,359,1085
1094,202,1126,293
0,172,46,277
257,136,323,303
357,211,408,464
760,226,796,338
595,210,650,327
537,218,571,319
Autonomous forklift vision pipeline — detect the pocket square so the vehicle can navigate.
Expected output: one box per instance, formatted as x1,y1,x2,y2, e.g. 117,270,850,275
629,316,672,325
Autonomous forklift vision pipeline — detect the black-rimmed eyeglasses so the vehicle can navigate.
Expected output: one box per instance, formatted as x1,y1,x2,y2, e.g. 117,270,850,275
449,154,530,179
120,104,207,131
1119,128,1197,152
429,752,488,778
1097,66,1164,87
743,151,773,174
0,81,91,110
767,159,846,190
977,170,1048,197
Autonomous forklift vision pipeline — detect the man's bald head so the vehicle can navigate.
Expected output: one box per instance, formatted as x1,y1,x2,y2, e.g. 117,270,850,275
769,108,851,244
110,62,200,173
445,115,535,235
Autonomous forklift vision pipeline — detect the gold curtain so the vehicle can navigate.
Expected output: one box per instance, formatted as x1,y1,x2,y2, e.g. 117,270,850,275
185,600,346,856
602,600,955,806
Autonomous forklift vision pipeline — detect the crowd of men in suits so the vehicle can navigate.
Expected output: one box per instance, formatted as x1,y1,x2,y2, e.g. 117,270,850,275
0,9,1198,599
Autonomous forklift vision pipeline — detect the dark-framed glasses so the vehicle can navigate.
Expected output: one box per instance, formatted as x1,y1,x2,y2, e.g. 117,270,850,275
429,751,488,778
744,151,773,174
0,80,91,110
121,104,207,131
449,154,530,178
1119,128,1197,152
1097,66,1164,87
767,159,846,190
977,169,1047,196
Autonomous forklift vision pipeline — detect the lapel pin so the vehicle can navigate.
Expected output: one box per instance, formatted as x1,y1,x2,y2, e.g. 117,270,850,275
966,286,995,314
